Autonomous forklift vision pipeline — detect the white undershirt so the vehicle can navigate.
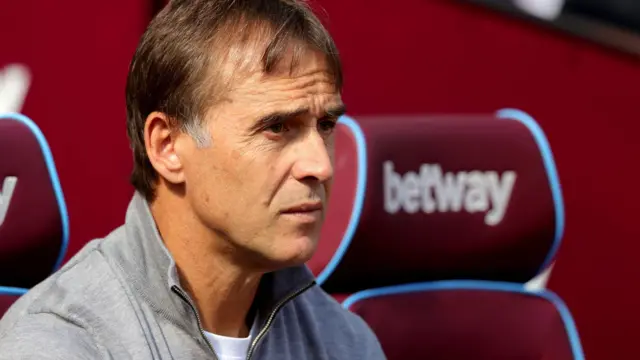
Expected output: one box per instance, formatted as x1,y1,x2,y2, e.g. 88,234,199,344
204,315,259,360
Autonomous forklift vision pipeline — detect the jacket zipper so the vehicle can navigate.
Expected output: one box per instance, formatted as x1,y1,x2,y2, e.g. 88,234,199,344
171,285,219,360
245,281,315,360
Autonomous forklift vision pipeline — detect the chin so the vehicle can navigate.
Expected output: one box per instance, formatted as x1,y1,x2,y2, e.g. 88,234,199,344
260,234,318,269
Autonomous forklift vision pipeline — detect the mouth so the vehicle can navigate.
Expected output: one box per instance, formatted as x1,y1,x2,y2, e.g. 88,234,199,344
281,202,323,214
280,202,324,223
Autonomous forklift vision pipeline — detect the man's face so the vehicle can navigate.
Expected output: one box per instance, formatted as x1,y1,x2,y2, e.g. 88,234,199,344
178,47,343,270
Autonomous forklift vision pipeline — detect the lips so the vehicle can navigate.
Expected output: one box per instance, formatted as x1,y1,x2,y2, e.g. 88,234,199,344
281,202,323,214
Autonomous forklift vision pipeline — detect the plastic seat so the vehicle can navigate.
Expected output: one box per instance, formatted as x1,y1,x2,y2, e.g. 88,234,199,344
0,112,69,315
317,109,584,359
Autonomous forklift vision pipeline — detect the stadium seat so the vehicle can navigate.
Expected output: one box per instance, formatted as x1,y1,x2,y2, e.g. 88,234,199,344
315,109,585,359
0,113,69,315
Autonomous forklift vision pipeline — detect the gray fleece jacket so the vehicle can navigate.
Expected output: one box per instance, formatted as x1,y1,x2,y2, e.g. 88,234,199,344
0,193,385,359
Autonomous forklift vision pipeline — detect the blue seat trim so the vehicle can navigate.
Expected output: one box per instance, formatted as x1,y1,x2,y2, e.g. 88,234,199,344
0,112,70,272
315,115,368,285
496,108,565,274
0,286,28,296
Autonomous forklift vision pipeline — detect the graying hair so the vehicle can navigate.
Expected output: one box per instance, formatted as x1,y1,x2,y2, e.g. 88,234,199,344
183,116,212,148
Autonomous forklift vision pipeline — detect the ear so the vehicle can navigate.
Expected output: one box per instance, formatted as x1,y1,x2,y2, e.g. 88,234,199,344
144,112,185,184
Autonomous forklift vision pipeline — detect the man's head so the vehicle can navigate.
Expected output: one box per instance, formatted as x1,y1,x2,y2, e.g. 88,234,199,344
125,0,344,270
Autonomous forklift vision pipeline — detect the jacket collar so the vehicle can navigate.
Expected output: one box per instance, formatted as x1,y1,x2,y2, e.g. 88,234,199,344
104,192,316,332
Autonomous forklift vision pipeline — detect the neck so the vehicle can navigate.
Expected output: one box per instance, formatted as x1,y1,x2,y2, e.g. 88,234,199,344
151,187,263,337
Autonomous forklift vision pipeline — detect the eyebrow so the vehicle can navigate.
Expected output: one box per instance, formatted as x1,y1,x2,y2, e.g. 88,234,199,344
250,104,346,132
325,104,347,118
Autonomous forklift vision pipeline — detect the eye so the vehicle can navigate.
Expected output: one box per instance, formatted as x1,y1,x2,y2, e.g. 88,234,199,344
266,122,289,134
318,118,337,134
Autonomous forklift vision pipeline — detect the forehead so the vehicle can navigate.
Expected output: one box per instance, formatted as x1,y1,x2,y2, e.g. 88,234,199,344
214,37,341,107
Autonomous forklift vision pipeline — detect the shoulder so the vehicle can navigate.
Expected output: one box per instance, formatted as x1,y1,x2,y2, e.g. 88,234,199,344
294,285,386,359
0,237,125,355
2,226,131,318
0,312,105,360
1,238,113,322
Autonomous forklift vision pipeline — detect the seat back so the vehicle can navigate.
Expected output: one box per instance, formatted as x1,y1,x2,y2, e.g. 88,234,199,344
319,109,584,359
342,281,581,360
0,113,69,314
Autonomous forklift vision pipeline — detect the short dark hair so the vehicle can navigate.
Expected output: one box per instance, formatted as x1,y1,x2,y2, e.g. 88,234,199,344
125,0,343,201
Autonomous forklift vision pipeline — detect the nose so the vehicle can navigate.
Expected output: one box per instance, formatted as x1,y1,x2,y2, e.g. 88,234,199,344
291,129,334,184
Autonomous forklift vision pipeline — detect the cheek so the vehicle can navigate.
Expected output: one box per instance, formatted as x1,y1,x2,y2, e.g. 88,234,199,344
216,150,247,193
187,144,241,197
258,154,285,195
227,147,280,203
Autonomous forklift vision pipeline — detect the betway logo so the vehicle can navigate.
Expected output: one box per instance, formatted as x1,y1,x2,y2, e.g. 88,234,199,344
0,177,18,227
383,162,516,225
0,64,31,113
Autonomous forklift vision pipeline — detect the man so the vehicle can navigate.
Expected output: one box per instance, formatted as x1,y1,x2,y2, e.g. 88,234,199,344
0,0,386,359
